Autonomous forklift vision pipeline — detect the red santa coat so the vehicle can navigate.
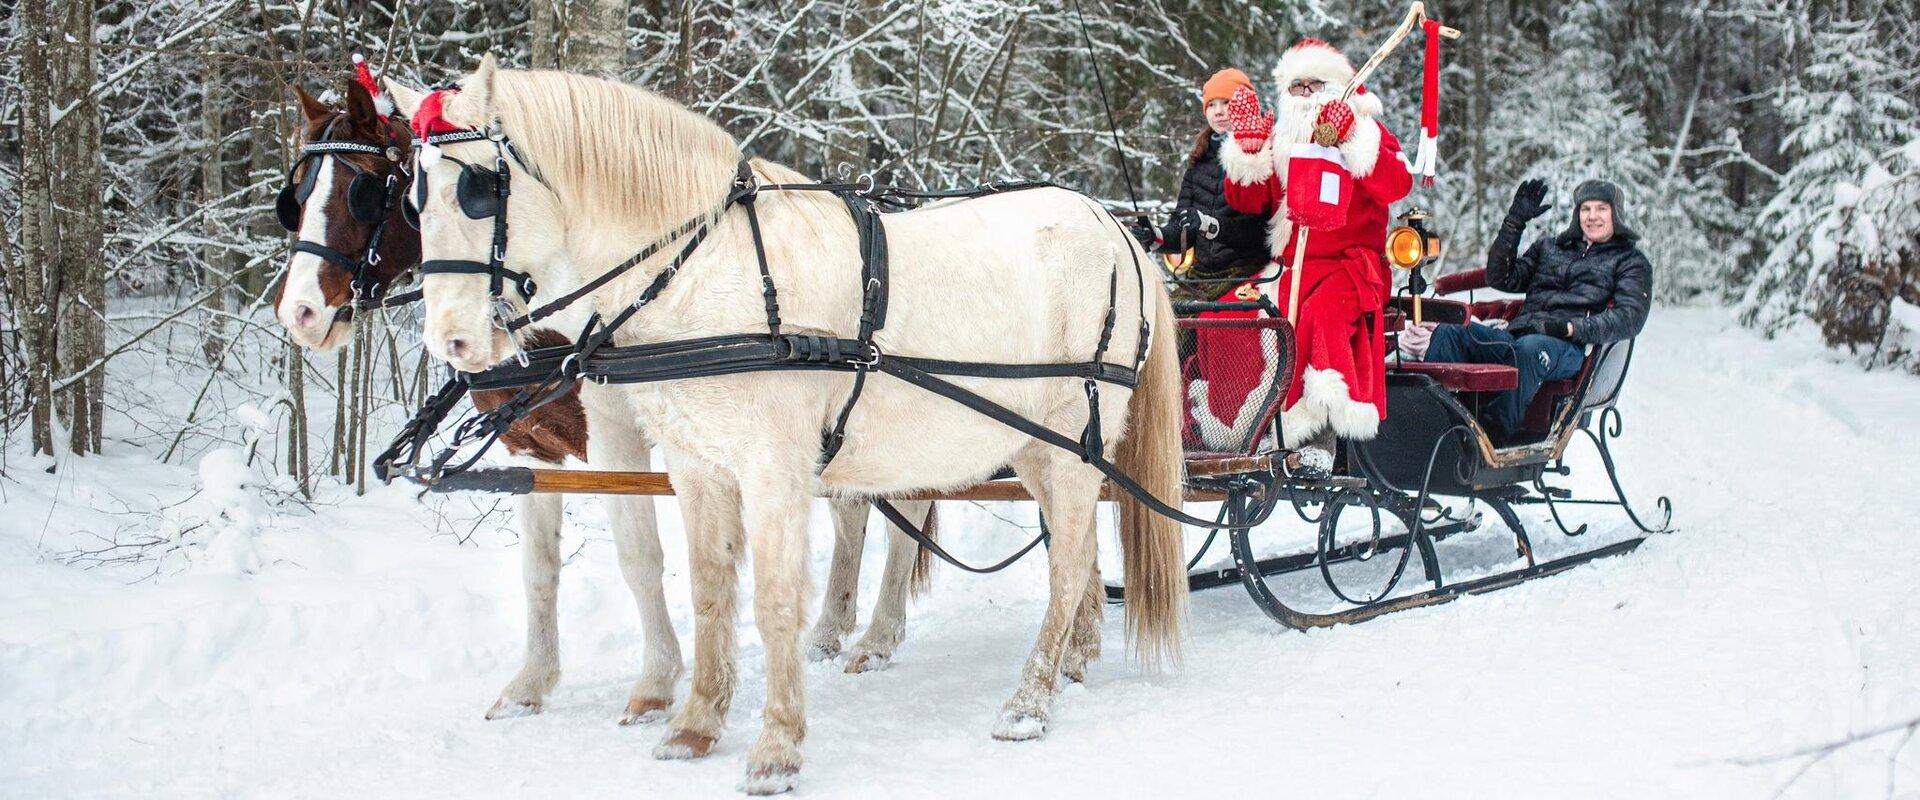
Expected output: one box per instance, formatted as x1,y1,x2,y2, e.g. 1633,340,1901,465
1216,108,1412,446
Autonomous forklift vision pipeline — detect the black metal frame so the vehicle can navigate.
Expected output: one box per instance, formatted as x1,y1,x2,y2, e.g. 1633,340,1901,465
1101,326,1675,630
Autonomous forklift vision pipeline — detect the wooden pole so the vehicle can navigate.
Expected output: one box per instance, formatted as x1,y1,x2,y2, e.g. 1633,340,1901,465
510,468,1235,503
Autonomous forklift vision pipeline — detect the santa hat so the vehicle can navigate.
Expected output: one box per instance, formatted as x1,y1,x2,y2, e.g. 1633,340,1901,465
1272,39,1382,119
352,54,395,118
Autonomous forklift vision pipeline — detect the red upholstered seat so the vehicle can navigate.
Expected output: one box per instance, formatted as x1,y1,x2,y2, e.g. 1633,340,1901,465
1390,361,1519,392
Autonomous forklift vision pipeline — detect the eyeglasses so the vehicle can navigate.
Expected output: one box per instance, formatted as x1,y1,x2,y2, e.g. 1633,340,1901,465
1287,79,1327,97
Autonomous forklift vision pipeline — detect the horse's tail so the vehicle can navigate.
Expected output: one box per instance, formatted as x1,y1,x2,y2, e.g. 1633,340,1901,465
909,503,935,599
1115,284,1188,670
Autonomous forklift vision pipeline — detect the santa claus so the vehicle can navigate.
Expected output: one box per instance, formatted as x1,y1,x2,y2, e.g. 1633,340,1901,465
1217,38,1413,462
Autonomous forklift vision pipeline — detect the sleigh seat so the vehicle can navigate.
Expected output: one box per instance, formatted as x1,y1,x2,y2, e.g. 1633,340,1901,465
1391,267,1620,438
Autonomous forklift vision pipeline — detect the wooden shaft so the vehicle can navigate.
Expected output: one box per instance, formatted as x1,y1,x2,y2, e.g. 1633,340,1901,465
1287,228,1309,323
523,468,1228,502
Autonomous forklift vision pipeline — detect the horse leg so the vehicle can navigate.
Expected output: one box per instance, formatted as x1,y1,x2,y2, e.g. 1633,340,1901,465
488,489,565,719
654,464,743,761
993,456,1100,741
589,416,683,726
738,470,814,794
1060,567,1104,685
845,499,934,674
805,498,868,662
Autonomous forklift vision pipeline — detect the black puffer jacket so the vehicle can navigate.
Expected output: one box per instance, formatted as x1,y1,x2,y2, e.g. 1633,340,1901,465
1152,133,1270,295
1486,180,1653,345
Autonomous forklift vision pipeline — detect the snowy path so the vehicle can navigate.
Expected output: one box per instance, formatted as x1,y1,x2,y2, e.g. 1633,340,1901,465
4,308,1917,798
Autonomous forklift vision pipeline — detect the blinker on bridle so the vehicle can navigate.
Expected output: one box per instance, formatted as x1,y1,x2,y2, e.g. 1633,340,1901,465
277,115,407,305
409,121,545,311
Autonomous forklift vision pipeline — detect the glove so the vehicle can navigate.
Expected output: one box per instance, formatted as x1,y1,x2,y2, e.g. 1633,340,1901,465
1194,210,1220,240
1128,217,1160,250
1510,320,1574,340
1397,322,1436,360
1314,99,1356,146
1227,86,1274,154
1505,178,1552,226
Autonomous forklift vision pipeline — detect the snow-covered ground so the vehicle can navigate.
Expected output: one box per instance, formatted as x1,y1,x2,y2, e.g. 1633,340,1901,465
3,307,1917,798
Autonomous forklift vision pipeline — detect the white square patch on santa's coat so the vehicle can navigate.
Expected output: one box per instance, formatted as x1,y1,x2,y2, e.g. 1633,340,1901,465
1319,172,1342,205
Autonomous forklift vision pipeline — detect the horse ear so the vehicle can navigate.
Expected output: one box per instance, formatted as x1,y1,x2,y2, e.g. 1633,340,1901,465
342,79,379,125
444,53,498,128
293,85,331,122
384,78,428,119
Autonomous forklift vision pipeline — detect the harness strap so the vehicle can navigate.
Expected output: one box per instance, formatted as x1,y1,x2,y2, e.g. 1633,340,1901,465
419,259,539,302
508,160,756,333
818,196,890,469
871,357,1262,530
871,497,1049,574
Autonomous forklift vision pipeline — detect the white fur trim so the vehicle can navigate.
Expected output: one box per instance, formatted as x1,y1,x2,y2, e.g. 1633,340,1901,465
1346,90,1383,120
1266,216,1294,259
1412,132,1437,179
1281,366,1379,446
1218,136,1276,184
1274,43,1356,92
1337,117,1384,179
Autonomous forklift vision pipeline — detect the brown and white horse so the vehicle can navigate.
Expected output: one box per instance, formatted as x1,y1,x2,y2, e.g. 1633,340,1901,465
270,76,937,725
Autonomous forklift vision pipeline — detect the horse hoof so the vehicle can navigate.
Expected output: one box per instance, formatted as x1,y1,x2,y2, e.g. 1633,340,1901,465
806,638,842,663
843,651,891,674
485,698,540,720
990,711,1048,741
739,764,799,795
620,696,672,726
654,729,716,760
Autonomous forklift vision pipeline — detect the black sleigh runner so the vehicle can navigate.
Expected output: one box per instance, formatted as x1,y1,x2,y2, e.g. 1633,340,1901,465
372,6,1672,631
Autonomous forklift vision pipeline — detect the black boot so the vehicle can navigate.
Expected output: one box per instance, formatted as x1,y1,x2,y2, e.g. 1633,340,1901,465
1285,427,1338,479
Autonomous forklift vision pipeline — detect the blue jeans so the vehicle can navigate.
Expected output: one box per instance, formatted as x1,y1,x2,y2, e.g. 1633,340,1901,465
1424,323,1585,436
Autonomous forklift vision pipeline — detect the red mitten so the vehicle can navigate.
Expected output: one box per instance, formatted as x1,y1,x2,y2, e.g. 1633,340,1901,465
1315,99,1356,146
1227,86,1274,153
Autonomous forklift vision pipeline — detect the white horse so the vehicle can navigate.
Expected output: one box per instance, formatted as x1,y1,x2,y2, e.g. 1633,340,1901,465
390,57,1187,794
270,76,937,726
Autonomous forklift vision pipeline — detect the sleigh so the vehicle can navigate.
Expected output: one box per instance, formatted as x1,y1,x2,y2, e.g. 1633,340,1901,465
1149,243,1674,627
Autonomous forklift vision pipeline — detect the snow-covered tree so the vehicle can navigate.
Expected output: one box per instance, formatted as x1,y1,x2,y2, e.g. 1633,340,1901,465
1739,12,1920,370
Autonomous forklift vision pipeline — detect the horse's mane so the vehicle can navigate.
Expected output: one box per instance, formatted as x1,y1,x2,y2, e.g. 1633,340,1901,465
486,69,743,231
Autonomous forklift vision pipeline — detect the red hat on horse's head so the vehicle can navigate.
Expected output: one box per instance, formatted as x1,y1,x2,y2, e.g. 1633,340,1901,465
408,89,470,139
351,54,394,119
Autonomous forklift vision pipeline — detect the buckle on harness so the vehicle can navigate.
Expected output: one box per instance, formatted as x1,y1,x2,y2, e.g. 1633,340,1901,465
854,342,882,368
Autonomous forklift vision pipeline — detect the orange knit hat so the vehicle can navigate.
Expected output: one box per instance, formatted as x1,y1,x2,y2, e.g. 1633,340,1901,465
1202,68,1254,107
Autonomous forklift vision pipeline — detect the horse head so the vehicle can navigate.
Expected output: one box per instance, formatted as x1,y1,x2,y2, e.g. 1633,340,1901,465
273,75,417,350
391,54,743,373
387,56,572,373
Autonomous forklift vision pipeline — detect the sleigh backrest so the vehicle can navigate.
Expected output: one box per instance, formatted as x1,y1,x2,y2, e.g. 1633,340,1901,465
1176,316,1295,456
1576,339,1634,417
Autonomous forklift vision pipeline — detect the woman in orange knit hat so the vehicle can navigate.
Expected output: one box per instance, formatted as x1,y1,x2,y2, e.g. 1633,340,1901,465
1128,68,1273,302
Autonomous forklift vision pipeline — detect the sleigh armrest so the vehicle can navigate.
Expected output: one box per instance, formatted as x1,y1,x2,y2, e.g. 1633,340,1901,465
1390,361,1519,392
1433,267,1488,296
1385,296,1470,329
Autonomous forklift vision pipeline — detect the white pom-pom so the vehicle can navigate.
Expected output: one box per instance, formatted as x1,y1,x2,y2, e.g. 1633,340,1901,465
352,53,366,65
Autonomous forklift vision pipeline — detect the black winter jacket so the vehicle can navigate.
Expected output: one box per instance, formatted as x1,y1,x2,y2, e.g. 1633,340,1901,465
1486,207,1653,346
1153,133,1270,292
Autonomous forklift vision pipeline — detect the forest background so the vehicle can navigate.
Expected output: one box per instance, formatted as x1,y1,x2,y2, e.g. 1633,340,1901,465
2,0,1916,492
